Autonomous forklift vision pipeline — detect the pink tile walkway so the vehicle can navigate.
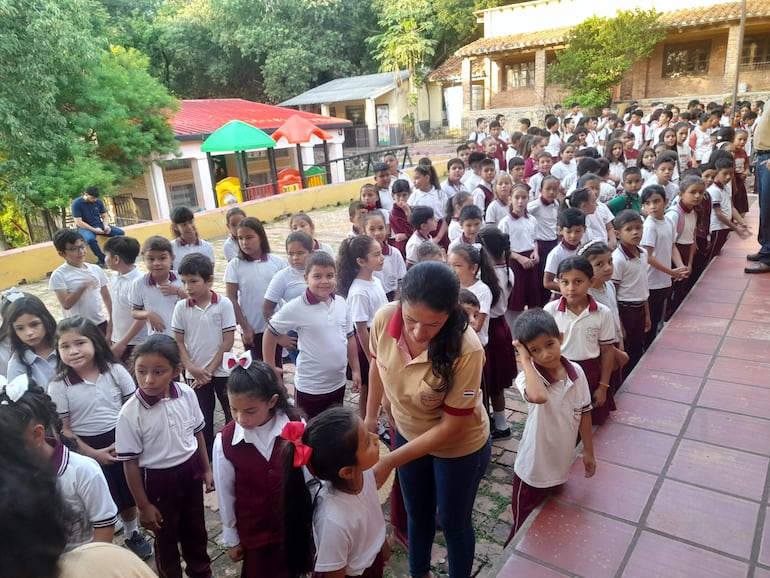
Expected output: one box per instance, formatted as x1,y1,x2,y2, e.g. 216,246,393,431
495,202,770,578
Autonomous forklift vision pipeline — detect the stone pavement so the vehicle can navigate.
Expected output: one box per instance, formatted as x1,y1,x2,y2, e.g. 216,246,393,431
19,202,522,577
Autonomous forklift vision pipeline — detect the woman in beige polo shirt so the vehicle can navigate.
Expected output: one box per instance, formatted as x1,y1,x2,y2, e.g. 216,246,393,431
365,261,491,578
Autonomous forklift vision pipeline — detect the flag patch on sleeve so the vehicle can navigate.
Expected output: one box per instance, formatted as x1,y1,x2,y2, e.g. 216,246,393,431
463,390,475,397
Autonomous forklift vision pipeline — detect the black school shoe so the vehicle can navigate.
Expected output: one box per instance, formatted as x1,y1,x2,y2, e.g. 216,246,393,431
490,426,512,440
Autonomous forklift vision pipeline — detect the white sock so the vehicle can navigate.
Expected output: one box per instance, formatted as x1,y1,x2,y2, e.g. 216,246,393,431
122,516,138,535
492,411,508,431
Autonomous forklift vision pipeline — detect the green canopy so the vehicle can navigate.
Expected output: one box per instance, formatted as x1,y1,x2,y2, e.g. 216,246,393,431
201,120,275,152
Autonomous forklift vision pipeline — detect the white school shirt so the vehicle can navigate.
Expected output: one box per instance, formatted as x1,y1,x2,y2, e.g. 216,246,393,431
589,282,622,342
390,170,413,188
528,172,545,199
171,237,216,272
585,205,613,243
448,233,476,254
628,123,647,149
405,232,432,265
268,291,354,394
461,171,481,193
223,254,288,333
52,440,118,553
314,240,335,257
441,179,467,199
213,412,290,548
408,187,446,218
223,236,239,262
643,174,678,202
527,198,559,241
448,219,462,242
0,338,10,377
109,267,147,346
485,199,509,225
171,292,236,379
691,126,712,161
599,181,617,202
551,160,576,183
347,278,388,328
264,267,307,306
49,263,108,324
562,172,578,192
467,279,492,347
677,143,692,173
544,240,579,276
642,216,676,290
7,348,58,390
48,363,135,437
709,182,733,232
471,181,493,211
374,246,406,295
608,161,625,186
498,212,537,253
545,132,562,157
514,359,592,488
491,265,514,318
612,245,650,302
313,469,386,576
116,382,205,469
130,272,183,337
377,190,394,211
544,297,615,361
665,203,697,245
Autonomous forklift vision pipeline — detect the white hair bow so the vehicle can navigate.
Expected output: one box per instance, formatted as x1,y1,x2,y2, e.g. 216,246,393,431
1,287,24,304
223,351,252,373
0,374,29,405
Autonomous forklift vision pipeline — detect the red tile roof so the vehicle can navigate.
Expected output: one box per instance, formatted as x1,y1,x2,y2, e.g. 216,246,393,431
428,54,487,82
455,26,572,58
660,0,770,27
172,99,350,140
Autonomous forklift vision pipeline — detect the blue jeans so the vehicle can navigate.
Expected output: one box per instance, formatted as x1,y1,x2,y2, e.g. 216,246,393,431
395,430,491,577
756,151,770,265
77,226,125,262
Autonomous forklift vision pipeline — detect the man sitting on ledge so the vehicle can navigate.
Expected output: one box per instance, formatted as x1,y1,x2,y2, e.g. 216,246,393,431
70,186,125,267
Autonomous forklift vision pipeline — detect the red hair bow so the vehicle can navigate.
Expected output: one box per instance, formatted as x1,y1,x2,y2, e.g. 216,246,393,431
280,421,313,468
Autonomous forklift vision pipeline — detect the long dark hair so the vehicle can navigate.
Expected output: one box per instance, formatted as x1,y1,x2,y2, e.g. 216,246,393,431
400,262,468,388
226,360,300,421
5,295,57,362
336,235,378,297
449,243,502,310
477,226,512,305
283,407,361,577
53,317,116,380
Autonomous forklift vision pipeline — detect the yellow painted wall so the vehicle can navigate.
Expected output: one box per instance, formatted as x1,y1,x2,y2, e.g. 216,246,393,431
0,178,365,288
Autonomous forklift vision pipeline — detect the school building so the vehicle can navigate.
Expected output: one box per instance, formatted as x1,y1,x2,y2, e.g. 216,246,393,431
426,0,770,128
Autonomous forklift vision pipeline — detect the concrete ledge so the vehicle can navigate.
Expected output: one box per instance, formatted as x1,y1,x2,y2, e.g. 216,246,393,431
0,178,365,288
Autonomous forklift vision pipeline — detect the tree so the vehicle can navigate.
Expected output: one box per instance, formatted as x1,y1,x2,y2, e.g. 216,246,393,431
547,9,666,109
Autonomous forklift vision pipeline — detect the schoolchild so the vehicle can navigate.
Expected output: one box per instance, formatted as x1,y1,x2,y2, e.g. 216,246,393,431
709,156,751,259
485,172,514,225
212,357,301,578
626,109,649,149
49,229,111,332
508,156,527,185
116,335,214,578
505,309,595,542
622,131,639,167
346,200,367,237
224,217,288,364
414,241,445,264
644,152,679,202
384,152,412,188
0,288,22,376
264,252,361,420
603,138,626,187
641,186,688,348
732,129,751,216
441,157,468,198
607,166,644,216
478,226,517,439
365,212,406,301
482,135,504,173
47,317,152,559
666,176,706,314
360,183,390,225
611,210,650,378
571,178,615,247
405,206,437,267
129,235,185,337
674,122,692,175
289,212,335,256
636,145,656,182
446,190,472,243
389,179,414,258
2,380,118,553
449,204,483,253
223,207,247,262
409,165,448,248
523,136,546,181
372,162,395,211
545,257,616,425
263,231,313,322
282,407,388,578
471,158,497,212
337,235,387,417
543,208,586,296
550,143,576,183
527,151,554,199
103,236,147,367
689,112,716,165
544,116,562,158
173,253,237,459
461,151,486,192
169,206,216,272
5,295,59,387
528,176,561,303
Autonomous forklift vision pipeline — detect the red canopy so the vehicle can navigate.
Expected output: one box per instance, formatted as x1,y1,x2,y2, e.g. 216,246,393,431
272,114,334,144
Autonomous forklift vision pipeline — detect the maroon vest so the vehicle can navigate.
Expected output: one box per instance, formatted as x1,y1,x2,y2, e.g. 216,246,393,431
221,421,285,549
478,184,494,210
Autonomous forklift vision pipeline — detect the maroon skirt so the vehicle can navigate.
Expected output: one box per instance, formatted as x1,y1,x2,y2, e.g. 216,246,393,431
508,250,542,311
575,356,615,426
483,316,516,396
79,429,135,512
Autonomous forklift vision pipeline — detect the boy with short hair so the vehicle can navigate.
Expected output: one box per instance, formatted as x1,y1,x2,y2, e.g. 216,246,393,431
607,167,644,216
130,235,185,337
415,241,445,263
508,156,526,184
103,236,147,366
505,308,595,542
472,158,496,211
543,208,585,294
448,205,483,252
372,162,394,210
689,113,716,165
487,122,508,170
625,109,649,150
644,152,679,202
348,201,368,237
612,210,650,378
50,229,111,333
709,157,751,259
384,153,412,187
469,117,488,145
405,206,436,267
461,151,486,192
172,253,236,459
528,151,554,198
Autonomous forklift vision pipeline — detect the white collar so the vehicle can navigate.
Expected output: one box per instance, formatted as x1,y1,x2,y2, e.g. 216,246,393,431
232,412,290,460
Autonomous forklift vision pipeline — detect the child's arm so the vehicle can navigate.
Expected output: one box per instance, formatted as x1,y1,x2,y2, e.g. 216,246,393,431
643,299,651,332
131,308,165,332
55,278,98,311
92,525,115,544
543,271,559,293
347,334,362,393
61,416,117,466
212,436,245,563
578,411,596,478
686,243,696,271
510,251,536,269
124,460,163,532
433,220,448,244
205,330,235,377
173,331,211,387
355,321,372,362
605,221,617,249
642,245,688,280
196,431,214,492
512,340,549,404
261,330,285,387
226,282,254,348
111,318,145,359
595,343,614,408
262,299,278,324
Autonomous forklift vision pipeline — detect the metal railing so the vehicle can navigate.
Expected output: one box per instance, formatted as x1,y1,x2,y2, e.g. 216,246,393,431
327,146,413,181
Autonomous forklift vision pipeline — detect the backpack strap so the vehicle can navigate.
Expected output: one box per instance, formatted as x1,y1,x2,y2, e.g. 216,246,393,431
665,204,686,241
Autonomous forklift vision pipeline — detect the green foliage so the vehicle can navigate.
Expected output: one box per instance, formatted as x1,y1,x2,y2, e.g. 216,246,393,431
547,9,666,108
0,197,30,249
368,0,436,78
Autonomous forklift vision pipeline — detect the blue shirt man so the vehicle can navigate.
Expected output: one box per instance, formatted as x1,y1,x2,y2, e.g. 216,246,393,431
70,186,125,265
